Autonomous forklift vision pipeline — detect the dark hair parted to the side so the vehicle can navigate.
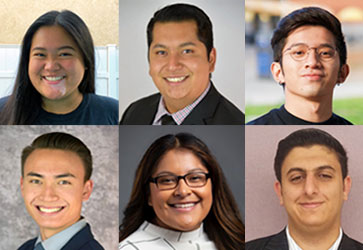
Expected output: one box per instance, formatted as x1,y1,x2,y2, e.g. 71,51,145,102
119,133,245,250
0,10,95,125
147,3,213,59
21,132,92,182
271,7,347,66
274,128,348,183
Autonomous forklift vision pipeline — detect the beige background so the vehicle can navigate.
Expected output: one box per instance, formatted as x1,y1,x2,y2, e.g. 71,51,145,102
0,0,118,45
246,126,363,243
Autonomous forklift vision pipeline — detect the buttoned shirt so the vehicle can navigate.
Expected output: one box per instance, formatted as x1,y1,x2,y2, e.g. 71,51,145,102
153,83,211,125
34,219,87,250
286,226,343,250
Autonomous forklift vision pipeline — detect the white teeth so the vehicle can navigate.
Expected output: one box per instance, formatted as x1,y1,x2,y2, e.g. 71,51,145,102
39,207,62,213
173,203,196,208
44,76,64,81
166,76,186,82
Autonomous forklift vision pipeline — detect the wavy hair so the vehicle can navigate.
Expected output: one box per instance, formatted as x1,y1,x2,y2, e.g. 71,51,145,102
119,133,245,250
0,10,95,124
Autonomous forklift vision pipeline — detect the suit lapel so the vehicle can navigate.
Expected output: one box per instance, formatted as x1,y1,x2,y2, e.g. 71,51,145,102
265,229,289,250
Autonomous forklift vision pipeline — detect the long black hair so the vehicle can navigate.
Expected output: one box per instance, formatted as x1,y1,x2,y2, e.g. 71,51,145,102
0,10,95,124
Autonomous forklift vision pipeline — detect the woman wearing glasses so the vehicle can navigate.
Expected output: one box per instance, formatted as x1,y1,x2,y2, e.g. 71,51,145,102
119,133,244,250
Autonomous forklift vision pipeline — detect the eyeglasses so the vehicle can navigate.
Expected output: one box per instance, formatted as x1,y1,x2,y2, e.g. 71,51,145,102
283,44,337,62
149,172,210,190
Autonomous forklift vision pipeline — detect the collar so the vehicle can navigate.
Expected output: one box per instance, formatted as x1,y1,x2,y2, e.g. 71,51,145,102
153,82,211,125
140,221,208,242
35,218,87,250
286,226,343,250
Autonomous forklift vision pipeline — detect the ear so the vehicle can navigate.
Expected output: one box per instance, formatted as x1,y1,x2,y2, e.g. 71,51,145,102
20,176,24,198
342,176,352,201
273,181,284,206
82,180,93,201
208,48,216,73
337,64,349,84
271,62,285,85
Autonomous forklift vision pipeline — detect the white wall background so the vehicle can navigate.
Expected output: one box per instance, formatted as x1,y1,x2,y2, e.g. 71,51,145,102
119,0,245,118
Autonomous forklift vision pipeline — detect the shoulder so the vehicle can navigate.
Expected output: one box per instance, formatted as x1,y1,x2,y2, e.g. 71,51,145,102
17,238,37,250
87,93,118,109
340,233,363,249
64,223,104,250
246,230,287,250
120,93,160,125
0,95,9,109
247,108,281,125
331,113,353,125
215,93,245,124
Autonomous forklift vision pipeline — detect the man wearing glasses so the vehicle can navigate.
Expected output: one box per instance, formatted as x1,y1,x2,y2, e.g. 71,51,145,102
248,7,351,125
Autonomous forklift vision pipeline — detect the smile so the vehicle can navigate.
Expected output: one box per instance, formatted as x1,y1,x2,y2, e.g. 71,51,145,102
165,76,188,83
42,76,65,81
37,206,64,214
299,202,323,209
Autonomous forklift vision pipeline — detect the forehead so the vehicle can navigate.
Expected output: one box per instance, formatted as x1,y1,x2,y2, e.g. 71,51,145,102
151,20,200,44
284,25,336,48
154,149,207,174
31,25,79,49
24,148,85,177
281,145,341,174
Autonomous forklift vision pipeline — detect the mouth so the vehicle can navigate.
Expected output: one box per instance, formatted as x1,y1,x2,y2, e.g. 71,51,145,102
302,74,324,81
168,201,200,210
36,205,65,214
41,75,66,84
164,76,189,84
299,202,323,209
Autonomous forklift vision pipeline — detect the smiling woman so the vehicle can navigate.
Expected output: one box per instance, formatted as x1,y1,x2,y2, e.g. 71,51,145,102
119,133,245,250
0,10,118,125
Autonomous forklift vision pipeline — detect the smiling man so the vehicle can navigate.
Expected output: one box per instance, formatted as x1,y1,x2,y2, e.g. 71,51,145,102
248,7,352,125
246,128,363,250
120,3,244,125
18,132,103,250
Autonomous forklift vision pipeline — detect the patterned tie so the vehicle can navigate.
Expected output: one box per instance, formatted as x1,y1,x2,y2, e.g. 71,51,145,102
34,242,45,250
161,114,176,125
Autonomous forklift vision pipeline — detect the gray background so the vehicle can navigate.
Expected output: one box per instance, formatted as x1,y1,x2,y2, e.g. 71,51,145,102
246,126,363,243
119,0,245,120
0,126,119,250
119,125,245,225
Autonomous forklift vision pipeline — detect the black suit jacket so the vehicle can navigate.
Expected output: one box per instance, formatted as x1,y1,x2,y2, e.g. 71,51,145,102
17,223,104,250
246,228,363,250
120,83,245,125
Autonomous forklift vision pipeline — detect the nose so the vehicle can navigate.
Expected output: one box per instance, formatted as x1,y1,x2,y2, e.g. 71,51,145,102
166,52,182,71
40,184,58,201
44,57,61,71
304,49,322,69
173,179,192,197
304,174,319,196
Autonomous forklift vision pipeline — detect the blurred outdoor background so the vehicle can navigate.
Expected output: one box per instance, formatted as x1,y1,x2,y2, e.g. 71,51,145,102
245,0,363,124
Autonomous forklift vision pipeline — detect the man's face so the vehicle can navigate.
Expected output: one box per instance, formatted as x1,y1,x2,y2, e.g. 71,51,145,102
274,145,351,233
271,25,349,102
148,20,216,113
21,149,93,240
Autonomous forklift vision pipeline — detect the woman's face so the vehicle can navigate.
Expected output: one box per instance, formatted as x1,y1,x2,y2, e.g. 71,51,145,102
28,25,85,108
148,148,213,231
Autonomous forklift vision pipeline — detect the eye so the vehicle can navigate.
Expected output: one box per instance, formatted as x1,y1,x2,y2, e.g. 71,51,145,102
182,49,193,54
155,50,167,56
187,173,205,183
33,53,46,58
318,173,332,180
58,180,71,185
29,179,41,184
59,52,73,57
290,175,303,183
157,176,176,185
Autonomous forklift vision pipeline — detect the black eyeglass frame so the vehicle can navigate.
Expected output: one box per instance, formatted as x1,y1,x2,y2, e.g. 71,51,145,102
149,172,211,190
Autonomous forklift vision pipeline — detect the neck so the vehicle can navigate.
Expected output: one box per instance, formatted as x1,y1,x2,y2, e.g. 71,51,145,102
288,222,341,250
285,93,333,123
42,91,83,114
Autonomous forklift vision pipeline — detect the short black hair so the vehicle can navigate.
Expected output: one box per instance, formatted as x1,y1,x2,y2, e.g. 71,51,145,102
147,3,213,59
271,7,347,66
21,132,92,182
274,128,347,183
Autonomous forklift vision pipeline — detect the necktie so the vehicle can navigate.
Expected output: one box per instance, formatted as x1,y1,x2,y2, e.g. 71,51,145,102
161,114,176,125
34,242,45,250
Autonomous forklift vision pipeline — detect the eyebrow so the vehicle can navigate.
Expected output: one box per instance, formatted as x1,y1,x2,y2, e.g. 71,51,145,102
155,168,206,176
288,42,335,48
31,46,76,52
151,42,197,50
26,171,76,178
286,165,336,175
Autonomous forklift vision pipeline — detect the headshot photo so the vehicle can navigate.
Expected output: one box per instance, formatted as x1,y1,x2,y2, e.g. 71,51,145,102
246,6,353,125
119,126,245,249
0,1,119,125
0,126,118,249
119,0,244,125
245,126,363,250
